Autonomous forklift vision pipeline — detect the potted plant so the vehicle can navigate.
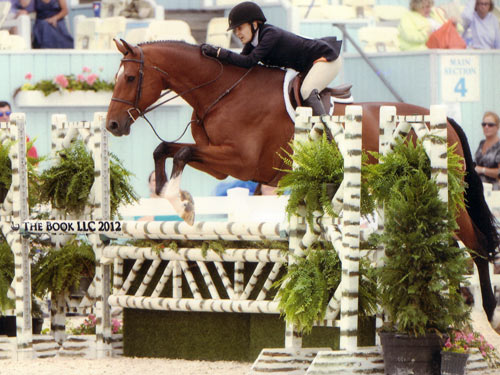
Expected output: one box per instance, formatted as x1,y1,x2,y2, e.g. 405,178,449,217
31,298,44,335
36,139,137,218
0,237,16,336
68,313,122,336
0,138,43,208
276,134,373,225
0,236,48,336
273,241,378,335
366,139,471,375
31,237,96,299
441,330,499,374
13,67,115,107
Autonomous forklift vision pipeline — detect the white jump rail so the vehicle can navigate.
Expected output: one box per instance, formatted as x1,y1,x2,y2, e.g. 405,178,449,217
0,115,32,359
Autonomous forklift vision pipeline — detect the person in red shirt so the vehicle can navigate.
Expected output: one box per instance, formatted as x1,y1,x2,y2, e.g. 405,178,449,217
0,100,38,159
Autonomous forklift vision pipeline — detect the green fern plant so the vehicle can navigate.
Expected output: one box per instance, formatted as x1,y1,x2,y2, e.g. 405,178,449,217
276,134,344,225
277,134,374,225
366,138,470,336
273,242,377,334
364,138,465,218
0,138,43,208
31,237,95,297
37,140,138,217
0,238,15,314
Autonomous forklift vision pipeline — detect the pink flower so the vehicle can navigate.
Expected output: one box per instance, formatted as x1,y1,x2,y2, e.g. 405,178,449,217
54,74,68,88
82,66,91,73
86,73,98,86
111,319,122,334
25,73,32,80
77,74,85,82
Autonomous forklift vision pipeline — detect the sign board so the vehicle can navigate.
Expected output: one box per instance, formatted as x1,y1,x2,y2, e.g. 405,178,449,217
440,55,480,102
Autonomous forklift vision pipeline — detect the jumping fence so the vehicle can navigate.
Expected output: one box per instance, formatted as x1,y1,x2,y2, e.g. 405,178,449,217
1,106,497,374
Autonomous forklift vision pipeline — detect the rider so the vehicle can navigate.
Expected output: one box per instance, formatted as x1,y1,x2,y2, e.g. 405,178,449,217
201,1,342,117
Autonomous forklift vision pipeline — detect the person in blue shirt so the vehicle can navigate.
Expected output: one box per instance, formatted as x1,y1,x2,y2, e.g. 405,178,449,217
4,0,34,20
19,0,73,48
461,0,500,49
201,1,342,117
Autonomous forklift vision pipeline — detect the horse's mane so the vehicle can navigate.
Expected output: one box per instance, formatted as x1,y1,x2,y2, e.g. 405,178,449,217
138,40,198,48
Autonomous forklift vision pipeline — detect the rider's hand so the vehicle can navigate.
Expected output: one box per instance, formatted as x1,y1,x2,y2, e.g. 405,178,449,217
201,44,219,58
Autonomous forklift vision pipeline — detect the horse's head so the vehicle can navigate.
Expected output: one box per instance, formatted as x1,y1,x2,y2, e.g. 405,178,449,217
106,39,164,136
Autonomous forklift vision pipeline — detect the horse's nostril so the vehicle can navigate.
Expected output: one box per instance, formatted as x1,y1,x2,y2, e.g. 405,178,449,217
110,121,119,130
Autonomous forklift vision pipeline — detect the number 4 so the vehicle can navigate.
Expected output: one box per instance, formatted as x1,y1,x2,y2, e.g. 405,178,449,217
454,77,467,97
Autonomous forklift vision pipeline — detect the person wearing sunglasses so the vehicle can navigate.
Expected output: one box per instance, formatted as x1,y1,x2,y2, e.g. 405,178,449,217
0,101,38,159
461,0,500,49
474,111,500,190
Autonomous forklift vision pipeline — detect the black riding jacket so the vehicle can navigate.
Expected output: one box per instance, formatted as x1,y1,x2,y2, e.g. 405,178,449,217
218,23,342,73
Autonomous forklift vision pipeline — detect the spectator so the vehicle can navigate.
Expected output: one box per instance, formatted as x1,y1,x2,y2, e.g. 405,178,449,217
398,0,447,51
3,0,34,21
474,111,500,190
215,179,258,196
137,171,169,221
147,170,160,198
0,101,38,159
19,0,73,48
461,0,500,49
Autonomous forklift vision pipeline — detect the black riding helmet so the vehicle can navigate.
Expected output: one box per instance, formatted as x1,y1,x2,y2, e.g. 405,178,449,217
227,1,267,31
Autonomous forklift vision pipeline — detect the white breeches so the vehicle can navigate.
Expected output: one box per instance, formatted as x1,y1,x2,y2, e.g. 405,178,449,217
300,57,343,99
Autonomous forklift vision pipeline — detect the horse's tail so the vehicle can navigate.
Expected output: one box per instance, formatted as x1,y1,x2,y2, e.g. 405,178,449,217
448,117,500,260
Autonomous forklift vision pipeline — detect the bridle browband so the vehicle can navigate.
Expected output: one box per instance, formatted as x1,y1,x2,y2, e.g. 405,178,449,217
111,44,253,143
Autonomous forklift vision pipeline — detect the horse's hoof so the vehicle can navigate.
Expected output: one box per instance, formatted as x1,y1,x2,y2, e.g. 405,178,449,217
492,307,500,331
180,190,195,225
182,210,195,226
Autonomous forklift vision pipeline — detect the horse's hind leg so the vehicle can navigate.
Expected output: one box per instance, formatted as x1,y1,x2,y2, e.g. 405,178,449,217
457,210,499,325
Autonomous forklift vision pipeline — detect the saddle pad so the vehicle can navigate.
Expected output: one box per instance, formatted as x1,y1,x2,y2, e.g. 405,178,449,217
283,69,353,122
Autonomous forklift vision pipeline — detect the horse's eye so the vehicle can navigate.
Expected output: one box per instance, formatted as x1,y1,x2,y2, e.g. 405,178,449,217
127,76,135,82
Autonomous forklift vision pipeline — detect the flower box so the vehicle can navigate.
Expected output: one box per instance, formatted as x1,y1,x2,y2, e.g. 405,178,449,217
14,90,113,108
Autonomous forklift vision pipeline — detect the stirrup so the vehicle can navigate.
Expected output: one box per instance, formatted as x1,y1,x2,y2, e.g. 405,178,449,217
303,89,327,116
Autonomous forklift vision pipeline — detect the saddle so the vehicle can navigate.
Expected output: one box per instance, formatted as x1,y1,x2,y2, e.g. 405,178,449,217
289,74,353,113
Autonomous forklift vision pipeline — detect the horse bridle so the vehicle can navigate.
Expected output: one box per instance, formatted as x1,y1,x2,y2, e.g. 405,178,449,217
111,46,153,122
111,45,254,142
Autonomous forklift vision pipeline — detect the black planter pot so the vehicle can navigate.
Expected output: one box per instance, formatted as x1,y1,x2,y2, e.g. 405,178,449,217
0,316,45,336
380,332,445,375
440,351,468,375
32,317,44,335
0,315,16,337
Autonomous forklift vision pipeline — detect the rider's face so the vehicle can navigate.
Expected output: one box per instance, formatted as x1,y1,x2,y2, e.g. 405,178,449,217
234,22,256,44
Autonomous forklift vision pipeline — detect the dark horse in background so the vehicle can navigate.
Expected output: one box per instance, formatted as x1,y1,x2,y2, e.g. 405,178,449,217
105,39,500,327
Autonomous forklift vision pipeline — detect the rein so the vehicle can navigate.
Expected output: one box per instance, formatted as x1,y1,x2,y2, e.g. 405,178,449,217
111,45,253,143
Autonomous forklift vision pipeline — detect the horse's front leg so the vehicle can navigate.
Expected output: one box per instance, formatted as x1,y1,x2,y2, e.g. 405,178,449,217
153,142,170,195
161,146,197,225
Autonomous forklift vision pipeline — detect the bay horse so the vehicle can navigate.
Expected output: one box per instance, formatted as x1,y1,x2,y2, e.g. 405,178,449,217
106,39,499,327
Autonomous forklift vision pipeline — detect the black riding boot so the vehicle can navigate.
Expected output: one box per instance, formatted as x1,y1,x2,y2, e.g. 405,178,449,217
303,89,333,141
303,89,327,116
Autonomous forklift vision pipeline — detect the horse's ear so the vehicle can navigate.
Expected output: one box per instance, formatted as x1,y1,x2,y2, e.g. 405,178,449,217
120,39,135,55
114,38,128,55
